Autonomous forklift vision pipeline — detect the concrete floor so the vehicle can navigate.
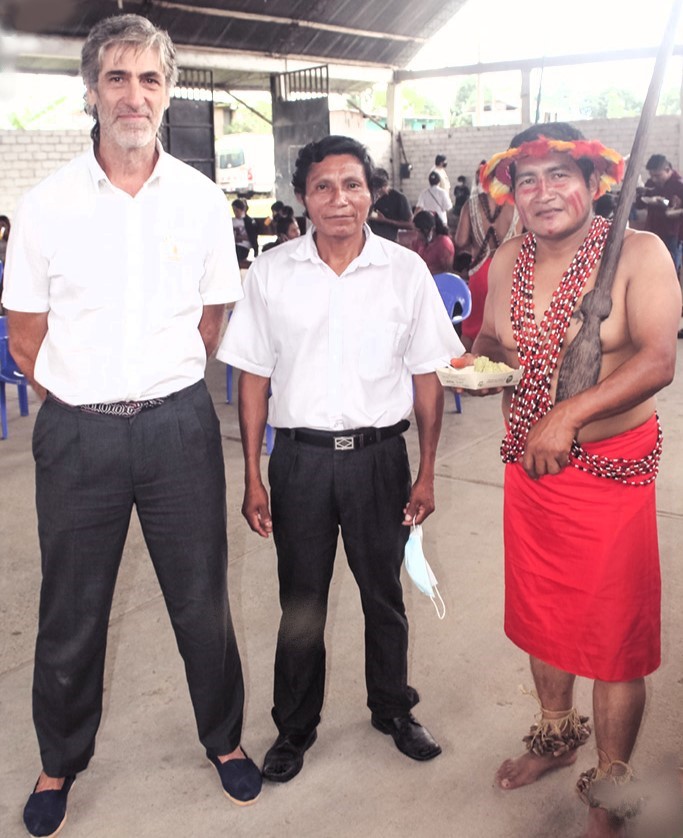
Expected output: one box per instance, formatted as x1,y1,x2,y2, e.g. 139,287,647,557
1,348,682,838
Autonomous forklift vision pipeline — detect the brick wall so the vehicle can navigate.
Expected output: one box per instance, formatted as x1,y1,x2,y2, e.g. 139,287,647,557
1,129,92,216
1,115,679,216
397,116,681,205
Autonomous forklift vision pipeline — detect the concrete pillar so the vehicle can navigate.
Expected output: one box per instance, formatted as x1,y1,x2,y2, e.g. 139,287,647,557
387,79,401,185
521,68,531,126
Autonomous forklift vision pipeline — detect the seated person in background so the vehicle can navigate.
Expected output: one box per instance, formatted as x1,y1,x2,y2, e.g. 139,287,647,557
0,214,10,263
594,193,615,219
415,171,452,226
368,168,413,242
262,215,301,252
232,198,259,266
411,211,454,275
455,175,518,350
0,214,9,312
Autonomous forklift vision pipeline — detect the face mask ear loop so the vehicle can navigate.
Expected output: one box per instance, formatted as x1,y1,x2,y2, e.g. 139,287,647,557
431,586,446,620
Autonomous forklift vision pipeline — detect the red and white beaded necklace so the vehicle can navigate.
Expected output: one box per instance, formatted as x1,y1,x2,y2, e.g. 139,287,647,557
501,215,662,485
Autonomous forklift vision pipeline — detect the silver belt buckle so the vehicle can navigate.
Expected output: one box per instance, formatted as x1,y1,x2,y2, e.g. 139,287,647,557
334,435,356,451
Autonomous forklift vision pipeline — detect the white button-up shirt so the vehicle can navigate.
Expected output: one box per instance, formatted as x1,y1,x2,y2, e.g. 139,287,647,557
3,145,242,404
218,225,463,430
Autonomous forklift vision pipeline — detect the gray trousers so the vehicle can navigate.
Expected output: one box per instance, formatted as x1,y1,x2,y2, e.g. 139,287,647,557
32,380,244,776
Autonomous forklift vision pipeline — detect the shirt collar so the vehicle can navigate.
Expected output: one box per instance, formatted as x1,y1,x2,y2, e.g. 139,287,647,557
85,138,166,190
290,223,391,272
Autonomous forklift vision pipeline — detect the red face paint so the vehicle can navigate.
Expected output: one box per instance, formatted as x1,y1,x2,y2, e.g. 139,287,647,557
513,152,594,240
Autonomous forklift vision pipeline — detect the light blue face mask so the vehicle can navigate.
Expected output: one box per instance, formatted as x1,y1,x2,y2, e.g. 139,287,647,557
403,523,446,620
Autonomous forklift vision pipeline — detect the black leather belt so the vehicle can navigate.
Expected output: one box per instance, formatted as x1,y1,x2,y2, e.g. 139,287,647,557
279,419,409,451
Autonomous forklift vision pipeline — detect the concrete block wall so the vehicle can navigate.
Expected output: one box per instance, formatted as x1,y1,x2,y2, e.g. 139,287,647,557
1,129,92,217
1,115,680,217
397,115,681,205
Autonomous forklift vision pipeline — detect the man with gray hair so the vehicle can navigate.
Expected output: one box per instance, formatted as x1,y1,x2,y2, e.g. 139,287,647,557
3,14,261,836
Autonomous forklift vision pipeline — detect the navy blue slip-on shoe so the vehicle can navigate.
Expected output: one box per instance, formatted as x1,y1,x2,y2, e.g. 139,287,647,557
208,753,262,806
23,775,76,838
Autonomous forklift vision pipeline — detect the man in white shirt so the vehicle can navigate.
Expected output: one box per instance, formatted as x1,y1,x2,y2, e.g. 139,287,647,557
415,170,453,225
219,135,464,784
430,153,451,196
3,15,261,836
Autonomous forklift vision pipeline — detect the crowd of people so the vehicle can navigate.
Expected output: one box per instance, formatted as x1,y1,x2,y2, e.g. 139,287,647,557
2,13,683,838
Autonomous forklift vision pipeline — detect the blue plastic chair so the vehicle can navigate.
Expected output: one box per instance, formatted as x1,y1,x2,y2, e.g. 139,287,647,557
0,315,30,439
432,273,473,414
433,272,472,326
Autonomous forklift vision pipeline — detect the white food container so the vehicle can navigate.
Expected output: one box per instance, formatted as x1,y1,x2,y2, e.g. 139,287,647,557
436,365,523,390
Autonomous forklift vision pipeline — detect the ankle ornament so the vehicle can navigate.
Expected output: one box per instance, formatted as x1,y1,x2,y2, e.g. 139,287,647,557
523,707,592,757
576,760,642,819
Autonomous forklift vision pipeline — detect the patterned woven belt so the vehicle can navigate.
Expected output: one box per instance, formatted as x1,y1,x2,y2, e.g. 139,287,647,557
78,398,166,417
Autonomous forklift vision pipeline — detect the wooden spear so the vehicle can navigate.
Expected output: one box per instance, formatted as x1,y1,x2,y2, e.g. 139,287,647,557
555,0,683,402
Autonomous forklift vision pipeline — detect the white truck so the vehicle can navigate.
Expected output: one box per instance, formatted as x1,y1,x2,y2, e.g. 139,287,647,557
215,133,275,196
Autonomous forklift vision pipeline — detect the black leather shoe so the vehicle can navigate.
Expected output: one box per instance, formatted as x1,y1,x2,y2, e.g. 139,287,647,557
23,775,76,837
208,751,262,806
371,712,442,761
262,730,318,783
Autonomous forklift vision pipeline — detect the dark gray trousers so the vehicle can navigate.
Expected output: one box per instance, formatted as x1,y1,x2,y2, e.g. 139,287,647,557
268,431,418,736
32,381,244,776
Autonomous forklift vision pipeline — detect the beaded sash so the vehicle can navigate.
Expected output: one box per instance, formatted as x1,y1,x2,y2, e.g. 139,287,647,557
501,216,662,485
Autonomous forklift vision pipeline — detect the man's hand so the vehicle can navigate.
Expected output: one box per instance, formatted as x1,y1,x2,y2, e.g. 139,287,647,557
451,352,503,398
242,480,273,537
522,407,577,480
402,476,435,526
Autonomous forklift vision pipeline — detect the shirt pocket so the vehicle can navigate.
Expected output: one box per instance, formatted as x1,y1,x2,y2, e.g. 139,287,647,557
357,320,409,381
158,234,205,315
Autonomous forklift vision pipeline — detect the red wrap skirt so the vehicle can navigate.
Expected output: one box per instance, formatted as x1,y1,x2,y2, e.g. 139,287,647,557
461,258,490,342
503,415,661,682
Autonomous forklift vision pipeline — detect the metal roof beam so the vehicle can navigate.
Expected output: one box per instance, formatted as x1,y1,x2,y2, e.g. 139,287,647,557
3,33,393,85
146,0,424,44
395,45,683,81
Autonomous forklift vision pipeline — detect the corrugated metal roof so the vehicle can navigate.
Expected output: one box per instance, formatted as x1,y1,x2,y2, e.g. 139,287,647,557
1,0,467,70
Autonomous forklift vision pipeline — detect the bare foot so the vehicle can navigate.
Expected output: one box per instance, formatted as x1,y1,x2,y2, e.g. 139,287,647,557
34,772,66,792
581,807,626,838
217,745,246,763
496,748,578,790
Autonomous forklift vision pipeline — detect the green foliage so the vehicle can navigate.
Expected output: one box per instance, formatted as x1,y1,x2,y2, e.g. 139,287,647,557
578,88,644,119
449,78,478,126
657,87,681,115
6,95,70,129
400,86,441,117
224,98,272,134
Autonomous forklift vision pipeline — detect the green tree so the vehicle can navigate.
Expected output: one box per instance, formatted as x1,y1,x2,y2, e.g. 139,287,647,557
578,88,643,119
657,87,681,115
449,78,484,127
224,97,272,134
6,96,69,129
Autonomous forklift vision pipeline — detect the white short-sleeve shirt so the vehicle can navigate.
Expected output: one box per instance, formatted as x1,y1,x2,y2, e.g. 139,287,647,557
2,145,243,404
416,185,453,225
217,225,464,430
